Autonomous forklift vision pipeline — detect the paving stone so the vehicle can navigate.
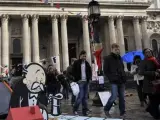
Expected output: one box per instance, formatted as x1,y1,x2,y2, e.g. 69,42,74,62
48,89,153,120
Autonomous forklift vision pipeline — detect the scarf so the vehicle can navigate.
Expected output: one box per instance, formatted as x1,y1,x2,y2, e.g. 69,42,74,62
146,57,160,68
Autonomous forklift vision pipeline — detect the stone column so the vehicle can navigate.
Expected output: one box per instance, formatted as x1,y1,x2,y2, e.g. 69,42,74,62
116,16,125,55
133,16,142,50
104,21,110,55
1,14,9,70
141,16,150,48
108,16,116,45
31,14,40,63
51,14,60,72
116,16,128,71
82,15,91,65
22,14,31,65
61,15,69,70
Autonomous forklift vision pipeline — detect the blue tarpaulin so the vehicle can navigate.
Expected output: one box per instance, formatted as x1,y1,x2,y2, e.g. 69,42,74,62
122,51,144,63
0,82,11,115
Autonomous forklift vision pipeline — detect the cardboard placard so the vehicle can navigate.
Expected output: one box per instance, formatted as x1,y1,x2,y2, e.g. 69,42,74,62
98,91,111,107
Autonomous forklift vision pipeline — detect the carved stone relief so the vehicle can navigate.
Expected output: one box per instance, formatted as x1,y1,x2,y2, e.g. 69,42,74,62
147,21,160,33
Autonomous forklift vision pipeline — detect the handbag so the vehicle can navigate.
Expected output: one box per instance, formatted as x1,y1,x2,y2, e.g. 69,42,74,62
151,78,160,94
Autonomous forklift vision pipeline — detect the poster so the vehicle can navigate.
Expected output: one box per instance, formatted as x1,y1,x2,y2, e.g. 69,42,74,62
51,56,59,65
98,91,111,107
98,76,104,84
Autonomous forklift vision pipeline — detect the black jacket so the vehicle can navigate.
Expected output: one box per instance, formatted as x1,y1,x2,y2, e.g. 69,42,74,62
139,59,157,94
103,53,126,84
72,59,92,82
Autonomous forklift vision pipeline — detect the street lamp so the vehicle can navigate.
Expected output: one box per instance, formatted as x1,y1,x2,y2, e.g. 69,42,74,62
88,0,103,106
88,0,101,22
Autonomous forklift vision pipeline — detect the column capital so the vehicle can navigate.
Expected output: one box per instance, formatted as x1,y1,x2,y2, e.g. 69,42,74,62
51,14,59,21
60,14,68,21
108,16,116,21
31,14,39,21
116,15,124,20
82,15,88,21
1,14,9,23
133,16,141,22
141,16,148,21
21,14,29,22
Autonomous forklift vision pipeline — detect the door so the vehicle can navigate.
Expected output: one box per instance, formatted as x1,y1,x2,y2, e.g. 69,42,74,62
12,58,22,66
68,43,77,64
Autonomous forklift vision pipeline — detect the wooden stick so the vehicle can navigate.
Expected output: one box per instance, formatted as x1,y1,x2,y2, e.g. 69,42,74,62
3,81,13,93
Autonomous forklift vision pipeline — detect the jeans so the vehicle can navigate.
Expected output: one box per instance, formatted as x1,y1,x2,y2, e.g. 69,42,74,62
73,81,89,113
104,84,125,115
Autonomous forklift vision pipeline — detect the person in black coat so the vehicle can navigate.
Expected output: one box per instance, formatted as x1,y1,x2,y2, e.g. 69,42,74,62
103,43,126,119
66,58,77,105
46,66,61,96
72,50,92,116
139,48,160,119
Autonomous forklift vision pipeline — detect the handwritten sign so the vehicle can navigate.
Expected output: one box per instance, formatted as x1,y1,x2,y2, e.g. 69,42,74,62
98,76,104,84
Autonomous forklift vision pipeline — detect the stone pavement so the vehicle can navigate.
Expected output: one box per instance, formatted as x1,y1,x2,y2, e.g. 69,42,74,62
50,89,154,120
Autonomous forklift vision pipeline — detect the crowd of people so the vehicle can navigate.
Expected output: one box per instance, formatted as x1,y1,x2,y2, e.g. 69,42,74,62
1,43,160,120
103,44,160,120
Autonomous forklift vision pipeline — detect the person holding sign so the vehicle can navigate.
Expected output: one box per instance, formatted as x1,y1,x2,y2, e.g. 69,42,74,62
103,44,126,119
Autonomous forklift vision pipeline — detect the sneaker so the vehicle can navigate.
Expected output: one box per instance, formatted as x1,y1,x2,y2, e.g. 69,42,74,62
104,111,112,118
82,110,91,116
73,111,78,115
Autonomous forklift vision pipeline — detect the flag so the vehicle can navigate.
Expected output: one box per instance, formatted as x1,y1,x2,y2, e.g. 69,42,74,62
41,0,48,4
93,48,103,70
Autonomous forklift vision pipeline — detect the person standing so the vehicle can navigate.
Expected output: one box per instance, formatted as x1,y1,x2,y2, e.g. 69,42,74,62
66,58,77,105
139,48,160,119
103,43,126,119
130,55,146,107
72,50,92,116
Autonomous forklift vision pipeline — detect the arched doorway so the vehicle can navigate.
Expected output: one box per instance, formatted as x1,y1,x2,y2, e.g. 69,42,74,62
150,33,160,57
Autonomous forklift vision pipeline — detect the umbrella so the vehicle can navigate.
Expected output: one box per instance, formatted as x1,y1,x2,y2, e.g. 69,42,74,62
122,51,144,63
0,82,11,115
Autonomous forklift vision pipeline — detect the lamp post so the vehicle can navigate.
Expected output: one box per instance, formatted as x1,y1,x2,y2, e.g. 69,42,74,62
88,0,101,45
88,0,103,106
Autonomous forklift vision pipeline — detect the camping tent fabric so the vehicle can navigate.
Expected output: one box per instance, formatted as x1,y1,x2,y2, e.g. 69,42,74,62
0,82,11,115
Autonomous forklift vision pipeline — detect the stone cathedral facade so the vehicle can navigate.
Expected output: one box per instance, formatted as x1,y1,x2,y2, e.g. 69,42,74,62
0,0,159,72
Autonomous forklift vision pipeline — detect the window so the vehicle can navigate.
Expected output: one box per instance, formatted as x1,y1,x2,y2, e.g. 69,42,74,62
152,39,158,57
124,38,131,71
13,39,21,54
